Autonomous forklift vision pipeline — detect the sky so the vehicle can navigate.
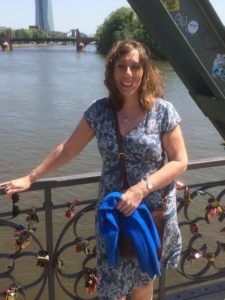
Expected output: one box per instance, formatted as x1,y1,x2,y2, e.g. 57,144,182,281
0,0,224,35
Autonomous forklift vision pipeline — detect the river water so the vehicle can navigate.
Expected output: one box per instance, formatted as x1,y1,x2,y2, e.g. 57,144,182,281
0,44,225,298
0,44,224,184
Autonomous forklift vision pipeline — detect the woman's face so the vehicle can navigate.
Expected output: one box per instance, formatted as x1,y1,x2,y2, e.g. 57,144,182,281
113,49,144,100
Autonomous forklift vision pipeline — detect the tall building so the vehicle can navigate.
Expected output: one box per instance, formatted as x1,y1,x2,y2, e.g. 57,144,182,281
35,0,54,32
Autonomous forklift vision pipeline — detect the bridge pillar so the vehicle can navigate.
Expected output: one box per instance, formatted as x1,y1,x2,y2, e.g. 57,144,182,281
0,29,12,51
71,29,76,37
75,29,84,51
8,29,13,51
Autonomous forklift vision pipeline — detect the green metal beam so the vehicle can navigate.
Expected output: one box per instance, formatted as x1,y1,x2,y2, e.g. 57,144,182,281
127,0,225,139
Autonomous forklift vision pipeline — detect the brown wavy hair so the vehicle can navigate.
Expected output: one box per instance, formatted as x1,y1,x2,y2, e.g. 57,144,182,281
104,40,164,111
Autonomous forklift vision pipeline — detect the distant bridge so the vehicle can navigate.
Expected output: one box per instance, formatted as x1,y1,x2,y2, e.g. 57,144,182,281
0,29,95,51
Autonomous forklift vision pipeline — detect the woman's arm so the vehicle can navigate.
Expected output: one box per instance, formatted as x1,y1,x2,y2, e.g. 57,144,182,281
1,116,95,195
143,124,188,191
117,124,188,216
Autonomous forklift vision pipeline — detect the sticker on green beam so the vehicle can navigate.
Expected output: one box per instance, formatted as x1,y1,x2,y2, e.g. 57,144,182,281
162,0,180,12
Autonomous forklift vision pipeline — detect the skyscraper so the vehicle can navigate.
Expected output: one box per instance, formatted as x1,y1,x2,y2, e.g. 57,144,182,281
35,0,54,32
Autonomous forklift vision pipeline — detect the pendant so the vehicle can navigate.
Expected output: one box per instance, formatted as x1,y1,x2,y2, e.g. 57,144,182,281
122,116,129,124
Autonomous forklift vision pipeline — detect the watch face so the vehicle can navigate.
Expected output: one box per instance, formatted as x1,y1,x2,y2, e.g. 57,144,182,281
144,176,153,191
145,179,153,191
147,181,152,189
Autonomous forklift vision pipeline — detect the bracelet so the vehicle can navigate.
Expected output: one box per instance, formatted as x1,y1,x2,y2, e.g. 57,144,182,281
30,169,38,181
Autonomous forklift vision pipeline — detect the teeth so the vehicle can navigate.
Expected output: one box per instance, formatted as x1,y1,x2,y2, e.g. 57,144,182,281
122,82,132,86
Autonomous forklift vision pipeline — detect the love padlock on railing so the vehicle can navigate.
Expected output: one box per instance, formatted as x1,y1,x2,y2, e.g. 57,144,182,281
190,222,200,234
14,229,31,251
55,256,65,272
4,283,18,300
4,282,25,300
205,197,225,223
26,207,39,232
65,199,79,219
84,268,98,295
74,237,90,255
37,250,49,267
183,186,192,205
187,243,207,263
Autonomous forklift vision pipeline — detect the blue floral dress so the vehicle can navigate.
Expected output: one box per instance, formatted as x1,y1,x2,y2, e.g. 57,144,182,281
84,97,182,299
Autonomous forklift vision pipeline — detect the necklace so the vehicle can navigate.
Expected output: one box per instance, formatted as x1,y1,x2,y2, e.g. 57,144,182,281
119,106,145,125
120,111,139,124
122,114,129,124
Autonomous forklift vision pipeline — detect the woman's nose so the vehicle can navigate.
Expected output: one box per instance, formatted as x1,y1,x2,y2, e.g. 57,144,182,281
124,66,132,76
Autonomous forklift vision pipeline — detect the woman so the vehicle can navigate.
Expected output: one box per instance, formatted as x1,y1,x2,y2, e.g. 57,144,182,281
1,40,188,300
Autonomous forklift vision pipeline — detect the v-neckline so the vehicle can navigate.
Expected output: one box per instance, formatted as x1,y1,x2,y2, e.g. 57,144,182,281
118,112,148,138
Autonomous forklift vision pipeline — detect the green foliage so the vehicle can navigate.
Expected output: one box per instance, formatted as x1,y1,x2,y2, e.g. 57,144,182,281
9,28,63,44
0,29,8,38
13,29,33,39
12,28,48,40
50,31,64,38
95,7,165,60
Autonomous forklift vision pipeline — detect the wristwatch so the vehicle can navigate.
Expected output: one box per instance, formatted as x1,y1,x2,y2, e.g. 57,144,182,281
143,176,153,192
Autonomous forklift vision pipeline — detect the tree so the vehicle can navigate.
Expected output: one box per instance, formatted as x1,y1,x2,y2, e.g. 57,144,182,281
13,29,33,40
95,7,165,60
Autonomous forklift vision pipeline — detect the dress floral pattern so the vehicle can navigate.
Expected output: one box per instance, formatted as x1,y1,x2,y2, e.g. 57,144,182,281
84,97,182,299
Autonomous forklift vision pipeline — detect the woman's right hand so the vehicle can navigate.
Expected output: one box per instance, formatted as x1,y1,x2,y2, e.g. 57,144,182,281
0,174,34,196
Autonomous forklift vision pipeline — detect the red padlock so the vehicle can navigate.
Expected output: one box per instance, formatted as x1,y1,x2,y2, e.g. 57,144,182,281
65,199,79,219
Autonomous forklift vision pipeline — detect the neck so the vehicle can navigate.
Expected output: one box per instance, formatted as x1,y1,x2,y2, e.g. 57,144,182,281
118,99,145,125
121,97,142,113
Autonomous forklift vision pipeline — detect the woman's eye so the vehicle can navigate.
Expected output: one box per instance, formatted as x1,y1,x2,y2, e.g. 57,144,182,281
116,64,141,70
117,64,126,69
131,65,141,70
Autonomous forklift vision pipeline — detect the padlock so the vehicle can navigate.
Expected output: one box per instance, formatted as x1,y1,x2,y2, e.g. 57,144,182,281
55,256,65,271
4,283,17,300
207,207,217,218
65,199,79,219
84,268,98,295
187,244,207,263
37,250,49,267
190,222,200,234
183,186,192,205
74,237,90,255
26,207,39,232
14,230,30,251
205,252,216,265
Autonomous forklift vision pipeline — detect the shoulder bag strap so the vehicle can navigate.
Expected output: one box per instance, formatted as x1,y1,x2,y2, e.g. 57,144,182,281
112,108,129,189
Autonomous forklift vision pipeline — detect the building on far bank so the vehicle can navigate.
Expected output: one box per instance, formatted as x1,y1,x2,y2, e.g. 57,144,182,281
35,0,54,32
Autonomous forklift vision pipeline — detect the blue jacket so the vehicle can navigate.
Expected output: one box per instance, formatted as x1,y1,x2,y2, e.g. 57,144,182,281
98,192,161,277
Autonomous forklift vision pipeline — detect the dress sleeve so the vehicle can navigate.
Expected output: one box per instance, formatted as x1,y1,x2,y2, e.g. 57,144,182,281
83,100,98,131
161,101,182,134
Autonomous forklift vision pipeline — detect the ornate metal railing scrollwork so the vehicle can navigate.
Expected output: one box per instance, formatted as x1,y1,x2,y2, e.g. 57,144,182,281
175,182,225,282
1,158,225,299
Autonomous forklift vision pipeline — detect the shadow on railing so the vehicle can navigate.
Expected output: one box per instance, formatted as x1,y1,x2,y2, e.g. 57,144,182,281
0,158,225,300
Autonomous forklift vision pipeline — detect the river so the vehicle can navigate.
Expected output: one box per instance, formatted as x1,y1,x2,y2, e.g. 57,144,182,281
0,44,224,185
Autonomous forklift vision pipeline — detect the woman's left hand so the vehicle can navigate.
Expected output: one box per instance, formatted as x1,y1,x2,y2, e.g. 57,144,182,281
116,184,144,217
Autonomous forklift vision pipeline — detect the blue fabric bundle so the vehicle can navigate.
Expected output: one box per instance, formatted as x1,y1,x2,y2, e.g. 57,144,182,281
98,192,161,277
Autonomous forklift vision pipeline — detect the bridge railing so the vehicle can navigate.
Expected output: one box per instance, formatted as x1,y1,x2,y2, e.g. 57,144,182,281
1,157,225,300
